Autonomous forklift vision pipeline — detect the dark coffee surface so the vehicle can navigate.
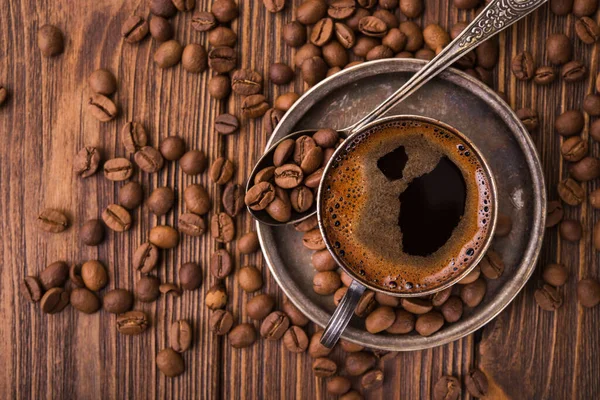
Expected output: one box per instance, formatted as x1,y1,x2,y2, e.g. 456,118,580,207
321,119,492,294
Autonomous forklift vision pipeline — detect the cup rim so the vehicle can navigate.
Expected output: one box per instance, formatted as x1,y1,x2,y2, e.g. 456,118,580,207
316,114,499,297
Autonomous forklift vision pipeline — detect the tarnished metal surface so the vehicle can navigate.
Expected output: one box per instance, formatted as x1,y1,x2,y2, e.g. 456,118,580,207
256,59,546,351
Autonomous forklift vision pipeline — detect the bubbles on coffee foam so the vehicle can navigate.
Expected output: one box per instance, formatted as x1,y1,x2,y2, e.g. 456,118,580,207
322,119,493,294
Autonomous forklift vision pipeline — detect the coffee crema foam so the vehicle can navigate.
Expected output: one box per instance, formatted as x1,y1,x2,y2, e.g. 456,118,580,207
321,120,493,294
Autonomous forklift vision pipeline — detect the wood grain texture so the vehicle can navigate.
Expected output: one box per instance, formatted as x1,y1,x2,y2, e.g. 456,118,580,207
0,0,599,399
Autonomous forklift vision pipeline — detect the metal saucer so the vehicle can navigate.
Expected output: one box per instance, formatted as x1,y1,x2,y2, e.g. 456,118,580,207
256,59,546,351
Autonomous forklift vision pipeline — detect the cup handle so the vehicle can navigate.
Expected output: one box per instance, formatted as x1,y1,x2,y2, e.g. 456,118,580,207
320,279,367,348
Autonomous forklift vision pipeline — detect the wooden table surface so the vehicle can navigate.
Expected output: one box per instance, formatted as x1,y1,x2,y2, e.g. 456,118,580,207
1,0,599,398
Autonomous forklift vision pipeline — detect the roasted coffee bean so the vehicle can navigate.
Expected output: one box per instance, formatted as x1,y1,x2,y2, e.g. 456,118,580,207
260,311,290,340
73,147,101,178
178,213,206,237
281,299,309,326
117,310,149,335
459,265,481,284
559,219,582,242
211,213,235,243
21,276,43,302
561,60,587,82
37,208,69,233
511,51,535,80
400,297,432,314
310,18,334,46
590,188,600,209
247,293,275,320
301,56,328,86
294,135,317,164
211,310,234,335
555,110,584,136
460,278,486,307
122,122,147,153
133,242,160,273
212,0,239,22
300,146,323,174
306,330,332,358
274,92,300,111
361,369,384,391
122,15,149,43
119,181,143,210
366,44,394,61
584,93,600,116
179,262,203,290
102,204,131,232
283,21,307,47
237,265,263,292
180,150,208,175
182,43,208,73
577,278,600,307
206,283,227,308
464,369,489,398
382,28,407,53
79,219,104,246
88,94,117,122
208,26,237,48
373,9,398,29
104,158,133,181
158,136,185,161
215,113,240,135
399,21,424,52
557,177,584,204
546,33,571,64
474,38,498,69
295,43,322,68
81,260,108,291
209,157,235,184
353,290,376,317
570,156,600,181
478,250,504,279
149,225,179,249
283,326,309,353
575,17,600,44
269,63,294,85
147,187,174,216
515,108,539,132
327,376,352,396
546,200,564,227
375,292,400,307
345,351,376,376
156,348,185,377
415,311,444,336
346,8,370,31
290,186,314,212
439,295,462,323
37,24,64,56
359,16,388,37
534,66,556,85
171,320,193,353
573,0,599,16
302,228,325,250
333,22,355,49
535,284,562,310
561,136,588,162
149,16,174,42
223,182,244,216
313,271,341,295
312,129,337,148
386,309,415,334
209,74,231,99
238,231,259,254
328,0,356,19
208,46,237,73
241,94,269,118
67,263,84,288
313,357,337,377
135,275,161,303
192,11,217,31
229,323,257,348
40,287,70,314
296,0,327,24
550,0,573,15
433,376,461,400
294,214,318,232
0,86,8,106
255,166,276,184
70,288,101,314
423,23,449,52
400,0,423,16
273,139,295,166
542,263,569,286
231,69,262,95
135,146,164,173
245,181,276,210
415,48,435,61
103,289,133,314
150,0,177,17
274,164,304,188
365,306,395,333
88,69,117,95
429,287,452,307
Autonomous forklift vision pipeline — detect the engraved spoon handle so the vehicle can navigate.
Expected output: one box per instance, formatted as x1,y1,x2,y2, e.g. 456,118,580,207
346,0,547,135
320,279,366,348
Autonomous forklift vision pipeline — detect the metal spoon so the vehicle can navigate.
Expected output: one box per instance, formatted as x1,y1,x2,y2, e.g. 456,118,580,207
247,0,547,226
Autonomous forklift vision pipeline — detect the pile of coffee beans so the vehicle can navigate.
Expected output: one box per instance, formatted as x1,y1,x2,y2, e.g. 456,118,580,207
245,128,340,222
